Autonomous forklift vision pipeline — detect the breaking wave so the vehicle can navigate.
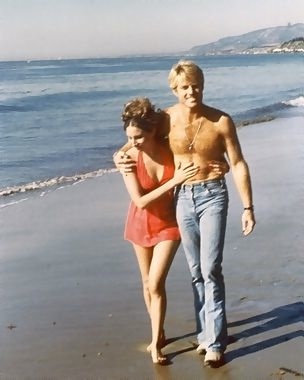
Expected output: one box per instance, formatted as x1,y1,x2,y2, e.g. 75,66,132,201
233,95,304,127
0,168,117,198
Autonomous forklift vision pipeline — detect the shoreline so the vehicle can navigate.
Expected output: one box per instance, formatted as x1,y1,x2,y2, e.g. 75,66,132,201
1,116,303,379
1,106,303,201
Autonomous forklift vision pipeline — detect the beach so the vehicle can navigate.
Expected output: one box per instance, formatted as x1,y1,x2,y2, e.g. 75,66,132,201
1,116,303,379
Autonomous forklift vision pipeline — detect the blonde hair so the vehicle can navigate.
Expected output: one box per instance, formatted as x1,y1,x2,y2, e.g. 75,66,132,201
121,97,163,133
168,60,204,90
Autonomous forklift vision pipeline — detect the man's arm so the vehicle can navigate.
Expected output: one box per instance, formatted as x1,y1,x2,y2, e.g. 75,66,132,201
113,142,136,173
114,111,170,172
221,115,255,235
115,142,131,153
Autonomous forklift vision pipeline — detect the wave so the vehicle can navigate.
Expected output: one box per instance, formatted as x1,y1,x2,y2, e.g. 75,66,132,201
0,104,28,112
0,168,117,198
1,95,303,200
283,95,304,107
0,90,122,113
233,95,304,127
0,87,144,113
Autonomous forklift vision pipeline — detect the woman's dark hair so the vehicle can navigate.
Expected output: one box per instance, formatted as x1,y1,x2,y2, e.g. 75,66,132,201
122,97,163,132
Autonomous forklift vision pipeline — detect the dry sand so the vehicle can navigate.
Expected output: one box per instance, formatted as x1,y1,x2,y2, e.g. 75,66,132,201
0,116,303,379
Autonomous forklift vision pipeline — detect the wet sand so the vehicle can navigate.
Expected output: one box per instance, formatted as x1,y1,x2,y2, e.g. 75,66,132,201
1,116,303,379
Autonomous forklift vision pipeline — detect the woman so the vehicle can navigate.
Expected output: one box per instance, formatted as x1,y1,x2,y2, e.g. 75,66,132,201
117,97,199,364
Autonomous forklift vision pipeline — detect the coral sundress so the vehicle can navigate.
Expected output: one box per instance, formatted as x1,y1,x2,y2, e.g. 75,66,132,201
124,150,180,247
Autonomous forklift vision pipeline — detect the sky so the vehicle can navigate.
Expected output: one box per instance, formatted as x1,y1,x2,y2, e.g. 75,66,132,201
1,0,304,61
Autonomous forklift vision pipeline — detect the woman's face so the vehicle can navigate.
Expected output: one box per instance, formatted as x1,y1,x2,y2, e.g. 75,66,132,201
126,125,154,149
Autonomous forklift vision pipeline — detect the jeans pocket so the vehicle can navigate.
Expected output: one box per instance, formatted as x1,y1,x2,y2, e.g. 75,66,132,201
205,181,227,196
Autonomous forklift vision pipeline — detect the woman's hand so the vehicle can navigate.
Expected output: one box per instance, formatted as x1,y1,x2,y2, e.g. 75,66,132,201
208,160,230,177
173,162,199,185
113,151,136,173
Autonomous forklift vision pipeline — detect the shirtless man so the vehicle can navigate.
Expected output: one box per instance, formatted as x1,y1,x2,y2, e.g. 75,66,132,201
166,60,255,366
114,60,255,367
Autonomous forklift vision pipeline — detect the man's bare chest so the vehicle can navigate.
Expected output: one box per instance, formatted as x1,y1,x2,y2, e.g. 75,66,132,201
169,123,223,155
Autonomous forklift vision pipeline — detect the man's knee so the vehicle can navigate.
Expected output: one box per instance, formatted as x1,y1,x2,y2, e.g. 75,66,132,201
192,274,204,285
202,262,223,282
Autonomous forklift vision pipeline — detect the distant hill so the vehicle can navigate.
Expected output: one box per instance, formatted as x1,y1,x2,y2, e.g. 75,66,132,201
272,37,304,53
187,23,304,55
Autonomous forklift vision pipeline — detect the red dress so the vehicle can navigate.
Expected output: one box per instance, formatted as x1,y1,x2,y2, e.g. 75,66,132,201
124,149,180,247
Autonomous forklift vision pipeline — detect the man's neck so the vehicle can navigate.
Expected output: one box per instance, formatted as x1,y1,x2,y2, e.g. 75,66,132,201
179,103,205,124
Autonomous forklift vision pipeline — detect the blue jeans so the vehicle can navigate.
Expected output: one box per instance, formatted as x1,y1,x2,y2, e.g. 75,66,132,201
175,179,229,352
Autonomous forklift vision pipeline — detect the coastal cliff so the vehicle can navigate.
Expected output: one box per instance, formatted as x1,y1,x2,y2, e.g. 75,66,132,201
187,23,304,55
272,37,304,53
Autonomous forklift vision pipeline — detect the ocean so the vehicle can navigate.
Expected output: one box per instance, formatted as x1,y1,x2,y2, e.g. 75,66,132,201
1,54,303,206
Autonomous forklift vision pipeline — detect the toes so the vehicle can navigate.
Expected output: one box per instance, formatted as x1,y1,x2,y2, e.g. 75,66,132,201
150,348,167,365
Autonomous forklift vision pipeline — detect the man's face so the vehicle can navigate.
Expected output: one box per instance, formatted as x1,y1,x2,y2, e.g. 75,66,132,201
173,74,203,109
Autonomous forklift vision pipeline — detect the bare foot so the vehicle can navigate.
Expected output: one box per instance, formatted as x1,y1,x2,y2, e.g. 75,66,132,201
150,346,167,365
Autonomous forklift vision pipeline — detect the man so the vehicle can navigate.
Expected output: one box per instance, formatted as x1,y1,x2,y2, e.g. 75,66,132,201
114,60,255,366
165,60,255,366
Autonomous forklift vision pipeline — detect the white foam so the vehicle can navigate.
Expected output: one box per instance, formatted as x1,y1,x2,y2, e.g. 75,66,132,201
0,168,118,197
283,96,304,107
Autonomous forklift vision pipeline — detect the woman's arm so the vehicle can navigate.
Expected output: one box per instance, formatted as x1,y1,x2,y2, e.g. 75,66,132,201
123,162,199,209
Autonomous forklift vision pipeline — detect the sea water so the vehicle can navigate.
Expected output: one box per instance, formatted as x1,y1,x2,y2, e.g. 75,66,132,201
0,54,303,205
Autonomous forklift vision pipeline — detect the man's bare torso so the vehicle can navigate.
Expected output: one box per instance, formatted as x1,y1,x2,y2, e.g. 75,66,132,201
166,104,228,183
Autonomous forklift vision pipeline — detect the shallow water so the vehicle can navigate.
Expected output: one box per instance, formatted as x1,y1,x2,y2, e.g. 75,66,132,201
1,54,303,195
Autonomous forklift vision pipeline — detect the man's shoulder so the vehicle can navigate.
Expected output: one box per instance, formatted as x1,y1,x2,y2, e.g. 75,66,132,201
203,104,234,129
203,104,230,121
164,104,179,115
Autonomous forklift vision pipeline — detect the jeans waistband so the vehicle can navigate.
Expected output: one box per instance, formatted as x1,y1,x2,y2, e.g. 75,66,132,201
178,178,226,190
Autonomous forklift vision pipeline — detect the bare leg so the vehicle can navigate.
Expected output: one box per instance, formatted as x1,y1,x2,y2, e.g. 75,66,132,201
132,243,153,314
132,240,179,363
148,240,180,363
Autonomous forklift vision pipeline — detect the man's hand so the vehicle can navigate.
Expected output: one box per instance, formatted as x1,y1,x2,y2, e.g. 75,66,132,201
113,151,136,173
208,160,230,177
242,210,255,236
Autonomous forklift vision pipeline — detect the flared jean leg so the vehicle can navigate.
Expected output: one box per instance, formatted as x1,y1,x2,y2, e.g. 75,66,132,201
176,180,228,352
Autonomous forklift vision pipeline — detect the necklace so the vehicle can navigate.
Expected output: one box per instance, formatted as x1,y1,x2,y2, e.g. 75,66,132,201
185,119,202,152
